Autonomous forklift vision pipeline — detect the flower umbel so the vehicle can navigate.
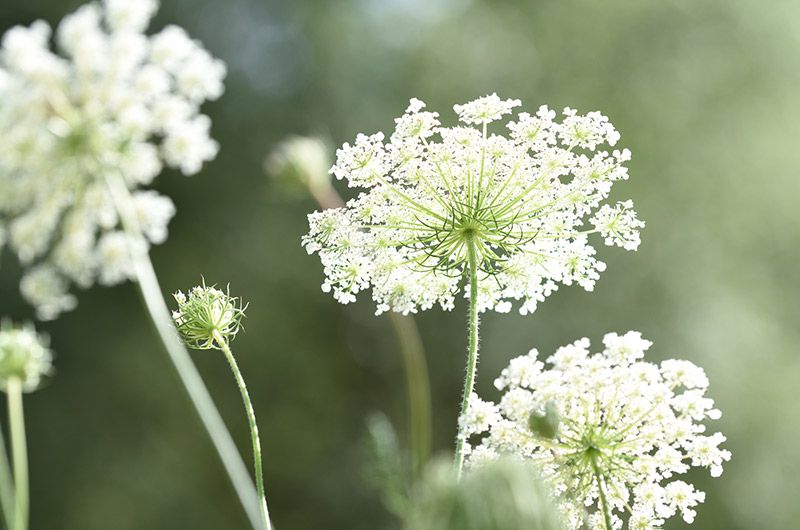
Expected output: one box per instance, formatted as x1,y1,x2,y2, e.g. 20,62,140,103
0,0,225,319
172,283,247,350
303,95,642,315
0,321,53,392
462,332,731,530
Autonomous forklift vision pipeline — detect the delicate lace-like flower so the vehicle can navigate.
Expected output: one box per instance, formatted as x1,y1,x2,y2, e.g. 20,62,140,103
303,96,642,315
462,332,730,530
0,0,225,320
172,283,247,350
0,321,53,392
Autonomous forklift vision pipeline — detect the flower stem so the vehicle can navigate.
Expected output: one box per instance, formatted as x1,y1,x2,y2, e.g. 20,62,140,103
590,454,613,530
7,379,27,530
212,331,272,530
387,312,432,478
311,182,433,479
454,236,480,477
103,170,262,529
0,420,16,530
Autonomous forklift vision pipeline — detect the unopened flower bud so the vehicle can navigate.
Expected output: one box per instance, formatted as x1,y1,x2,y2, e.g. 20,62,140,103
172,282,247,349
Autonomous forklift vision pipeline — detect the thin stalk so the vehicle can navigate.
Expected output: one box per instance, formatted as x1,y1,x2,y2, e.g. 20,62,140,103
453,236,480,477
7,379,26,530
312,183,433,479
0,421,16,530
387,313,432,478
211,331,272,530
590,453,613,530
103,170,262,529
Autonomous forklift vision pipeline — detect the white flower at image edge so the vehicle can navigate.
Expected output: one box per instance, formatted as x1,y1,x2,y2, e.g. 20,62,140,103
460,331,731,530
0,0,226,320
303,95,643,316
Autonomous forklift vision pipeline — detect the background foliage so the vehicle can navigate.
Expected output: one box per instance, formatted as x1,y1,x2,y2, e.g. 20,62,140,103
1,0,798,528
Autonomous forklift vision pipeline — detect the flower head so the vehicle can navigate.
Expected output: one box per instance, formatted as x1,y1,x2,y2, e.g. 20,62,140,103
172,283,247,350
462,332,730,530
0,321,53,392
303,96,642,315
0,0,225,320
265,135,334,197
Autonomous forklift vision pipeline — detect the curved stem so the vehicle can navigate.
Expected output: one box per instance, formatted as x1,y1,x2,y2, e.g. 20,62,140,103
590,454,613,530
7,379,26,530
103,170,262,529
212,331,272,530
0,420,16,529
387,313,432,478
453,236,480,477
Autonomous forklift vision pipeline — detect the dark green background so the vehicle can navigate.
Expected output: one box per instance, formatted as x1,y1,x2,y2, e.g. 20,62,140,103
1,0,798,528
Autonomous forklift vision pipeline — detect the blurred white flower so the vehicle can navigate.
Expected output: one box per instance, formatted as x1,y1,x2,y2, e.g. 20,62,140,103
0,321,53,392
0,0,226,320
303,96,642,315
463,331,730,530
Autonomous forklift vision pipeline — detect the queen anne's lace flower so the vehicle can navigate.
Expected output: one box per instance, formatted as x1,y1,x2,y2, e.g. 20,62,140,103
0,321,53,392
172,283,246,350
303,96,642,315
0,0,225,320
462,332,730,530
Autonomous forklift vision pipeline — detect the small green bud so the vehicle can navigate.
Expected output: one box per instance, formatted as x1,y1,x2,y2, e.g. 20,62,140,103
0,320,53,392
528,402,560,440
172,281,247,350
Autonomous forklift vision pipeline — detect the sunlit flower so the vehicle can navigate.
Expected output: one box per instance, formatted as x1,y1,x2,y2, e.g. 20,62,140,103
303,96,642,315
172,283,247,350
0,0,225,320
0,321,53,392
462,332,730,530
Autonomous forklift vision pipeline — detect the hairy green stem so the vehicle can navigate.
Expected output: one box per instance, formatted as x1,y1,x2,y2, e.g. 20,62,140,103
7,380,26,530
454,236,480,477
103,170,262,529
0,420,16,530
590,453,613,530
388,313,432,478
212,331,272,530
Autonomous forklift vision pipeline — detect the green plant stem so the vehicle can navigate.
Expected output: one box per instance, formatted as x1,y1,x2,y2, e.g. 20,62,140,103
387,312,432,479
7,379,26,530
590,454,613,530
312,184,433,479
0,420,16,530
212,331,272,530
453,237,480,477
103,170,262,529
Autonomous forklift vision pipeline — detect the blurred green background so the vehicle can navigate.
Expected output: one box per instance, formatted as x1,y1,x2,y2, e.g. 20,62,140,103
1,0,799,528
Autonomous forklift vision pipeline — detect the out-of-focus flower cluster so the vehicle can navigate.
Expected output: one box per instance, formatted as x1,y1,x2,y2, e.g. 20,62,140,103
0,321,53,392
303,95,643,316
0,0,225,320
461,332,730,530
404,457,563,530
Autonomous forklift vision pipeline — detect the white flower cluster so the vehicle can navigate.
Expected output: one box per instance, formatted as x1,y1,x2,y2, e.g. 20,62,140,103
0,321,53,392
0,0,226,320
462,332,730,530
303,95,643,315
